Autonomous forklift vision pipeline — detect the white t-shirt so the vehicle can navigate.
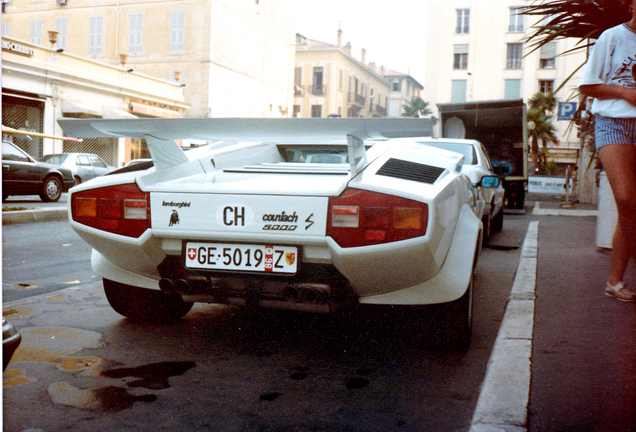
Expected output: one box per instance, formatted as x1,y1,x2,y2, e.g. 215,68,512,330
579,23,636,118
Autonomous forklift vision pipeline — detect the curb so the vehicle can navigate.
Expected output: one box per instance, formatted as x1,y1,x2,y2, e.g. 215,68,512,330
532,202,598,217
469,221,539,432
2,208,68,225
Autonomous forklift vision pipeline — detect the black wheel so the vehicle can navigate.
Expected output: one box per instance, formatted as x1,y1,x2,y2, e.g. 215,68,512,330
481,214,491,244
435,275,474,350
103,278,193,322
39,176,62,202
491,208,504,233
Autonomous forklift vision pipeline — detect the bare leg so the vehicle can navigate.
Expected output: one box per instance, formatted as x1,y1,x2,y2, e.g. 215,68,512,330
598,144,636,285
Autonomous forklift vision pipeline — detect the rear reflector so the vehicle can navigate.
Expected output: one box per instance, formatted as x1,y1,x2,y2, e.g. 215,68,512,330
71,183,150,238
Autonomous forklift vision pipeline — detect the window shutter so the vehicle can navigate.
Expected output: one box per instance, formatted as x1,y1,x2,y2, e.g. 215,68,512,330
540,42,557,59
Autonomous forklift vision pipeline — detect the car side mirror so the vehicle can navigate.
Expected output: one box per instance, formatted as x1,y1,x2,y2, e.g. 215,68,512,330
478,175,500,188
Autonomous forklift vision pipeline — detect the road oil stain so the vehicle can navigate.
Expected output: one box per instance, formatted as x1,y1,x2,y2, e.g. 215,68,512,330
4,326,106,387
57,356,103,372
3,305,35,319
3,368,36,386
100,361,196,390
47,382,157,412
11,326,105,364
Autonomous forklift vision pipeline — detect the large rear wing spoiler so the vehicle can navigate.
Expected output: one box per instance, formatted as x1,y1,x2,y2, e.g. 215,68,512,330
57,117,437,174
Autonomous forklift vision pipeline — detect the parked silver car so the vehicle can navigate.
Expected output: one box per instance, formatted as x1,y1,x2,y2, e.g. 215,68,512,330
39,153,115,185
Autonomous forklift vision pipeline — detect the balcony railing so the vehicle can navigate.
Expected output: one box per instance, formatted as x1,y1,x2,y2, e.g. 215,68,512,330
374,105,387,117
294,85,327,97
347,92,366,105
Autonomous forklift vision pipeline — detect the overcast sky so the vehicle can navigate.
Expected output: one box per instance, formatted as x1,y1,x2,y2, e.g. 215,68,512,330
293,0,429,85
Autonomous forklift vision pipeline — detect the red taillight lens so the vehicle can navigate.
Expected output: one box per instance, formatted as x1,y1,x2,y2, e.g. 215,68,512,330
71,183,150,238
327,188,428,248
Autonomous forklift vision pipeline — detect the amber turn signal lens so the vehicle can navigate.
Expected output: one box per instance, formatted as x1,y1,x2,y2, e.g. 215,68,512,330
394,208,422,230
74,197,97,218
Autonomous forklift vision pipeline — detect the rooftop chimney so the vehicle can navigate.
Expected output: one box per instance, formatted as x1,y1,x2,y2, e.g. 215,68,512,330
337,26,342,46
344,42,352,55
361,48,366,64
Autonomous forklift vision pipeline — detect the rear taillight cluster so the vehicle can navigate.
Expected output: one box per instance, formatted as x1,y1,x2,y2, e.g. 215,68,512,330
327,188,428,248
71,183,150,238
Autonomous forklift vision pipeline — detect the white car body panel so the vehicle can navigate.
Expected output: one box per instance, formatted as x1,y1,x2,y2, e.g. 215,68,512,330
61,117,489,316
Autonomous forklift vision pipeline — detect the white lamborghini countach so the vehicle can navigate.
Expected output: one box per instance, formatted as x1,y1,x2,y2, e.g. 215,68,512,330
59,117,500,346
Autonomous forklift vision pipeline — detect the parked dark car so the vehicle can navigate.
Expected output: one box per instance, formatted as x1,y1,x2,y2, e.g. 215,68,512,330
39,152,115,185
2,317,21,371
2,141,75,202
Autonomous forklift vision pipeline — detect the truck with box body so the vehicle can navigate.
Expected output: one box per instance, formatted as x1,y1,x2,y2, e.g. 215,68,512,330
437,99,528,209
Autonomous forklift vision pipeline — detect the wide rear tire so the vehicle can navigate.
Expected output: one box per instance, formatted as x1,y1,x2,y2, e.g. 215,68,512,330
432,273,474,351
103,279,193,322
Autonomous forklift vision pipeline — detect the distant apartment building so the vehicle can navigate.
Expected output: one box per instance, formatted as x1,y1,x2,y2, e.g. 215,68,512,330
425,1,587,171
293,30,391,118
369,65,424,117
2,0,295,118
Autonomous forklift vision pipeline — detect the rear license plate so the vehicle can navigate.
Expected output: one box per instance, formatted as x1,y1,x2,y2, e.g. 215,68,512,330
185,242,298,274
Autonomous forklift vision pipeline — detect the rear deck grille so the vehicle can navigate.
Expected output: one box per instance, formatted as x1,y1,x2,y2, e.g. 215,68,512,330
376,158,445,184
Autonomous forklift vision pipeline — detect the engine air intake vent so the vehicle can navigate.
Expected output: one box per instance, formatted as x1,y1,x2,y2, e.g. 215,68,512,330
376,158,445,184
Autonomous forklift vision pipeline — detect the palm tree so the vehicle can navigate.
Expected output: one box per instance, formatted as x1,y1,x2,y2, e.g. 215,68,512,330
527,108,558,174
522,1,631,94
401,97,432,117
522,0,631,56
529,92,557,114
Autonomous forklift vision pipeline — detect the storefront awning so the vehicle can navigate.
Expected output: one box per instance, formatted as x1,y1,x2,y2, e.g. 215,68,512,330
61,100,103,117
128,102,182,118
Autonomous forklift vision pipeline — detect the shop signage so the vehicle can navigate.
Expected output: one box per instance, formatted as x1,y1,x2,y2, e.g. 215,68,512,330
2,41,35,56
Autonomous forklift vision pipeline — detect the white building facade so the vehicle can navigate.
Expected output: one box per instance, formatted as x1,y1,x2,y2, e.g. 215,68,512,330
2,0,296,118
425,0,587,171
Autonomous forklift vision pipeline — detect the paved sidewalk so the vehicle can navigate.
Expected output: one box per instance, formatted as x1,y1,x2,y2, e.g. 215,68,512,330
528,214,636,432
2,195,67,225
472,200,636,432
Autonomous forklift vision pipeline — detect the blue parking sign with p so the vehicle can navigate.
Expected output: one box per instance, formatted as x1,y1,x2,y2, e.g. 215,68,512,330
558,102,577,120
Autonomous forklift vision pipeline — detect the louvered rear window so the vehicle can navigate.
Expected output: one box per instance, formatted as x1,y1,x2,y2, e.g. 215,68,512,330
376,158,446,184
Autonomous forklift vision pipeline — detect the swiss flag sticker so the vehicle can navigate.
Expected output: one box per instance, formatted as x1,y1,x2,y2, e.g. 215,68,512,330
187,248,196,261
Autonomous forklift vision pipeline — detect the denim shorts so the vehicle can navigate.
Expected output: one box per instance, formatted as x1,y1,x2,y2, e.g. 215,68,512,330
595,115,636,149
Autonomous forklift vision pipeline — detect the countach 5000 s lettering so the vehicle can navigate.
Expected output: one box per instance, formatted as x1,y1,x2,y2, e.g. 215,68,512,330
62,117,501,348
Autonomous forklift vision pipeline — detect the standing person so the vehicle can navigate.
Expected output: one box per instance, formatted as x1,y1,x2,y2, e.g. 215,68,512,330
579,0,636,302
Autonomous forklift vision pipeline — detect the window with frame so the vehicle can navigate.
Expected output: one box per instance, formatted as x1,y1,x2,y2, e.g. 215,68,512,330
292,105,300,117
451,80,467,103
170,10,186,53
311,105,322,118
539,80,554,94
453,44,469,70
2,22,11,37
391,79,400,92
509,7,524,32
55,18,68,50
129,13,143,54
312,67,324,95
294,67,302,95
539,42,556,68
506,43,522,69
456,9,470,34
504,79,521,99
89,16,103,56
30,20,42,45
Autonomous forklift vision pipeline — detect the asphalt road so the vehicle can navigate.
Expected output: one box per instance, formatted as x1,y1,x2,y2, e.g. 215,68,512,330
4,198,634,431
2,207,528,431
